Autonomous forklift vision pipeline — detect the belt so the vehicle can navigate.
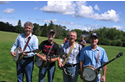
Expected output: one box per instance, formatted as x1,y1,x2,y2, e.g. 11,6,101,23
23,57,34,59
65,63,78,67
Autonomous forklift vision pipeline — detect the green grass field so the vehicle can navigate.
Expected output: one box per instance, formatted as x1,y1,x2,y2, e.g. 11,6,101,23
0,31,125,82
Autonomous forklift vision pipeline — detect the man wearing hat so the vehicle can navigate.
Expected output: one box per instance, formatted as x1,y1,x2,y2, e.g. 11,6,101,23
79,33,108,82
36,29,60,82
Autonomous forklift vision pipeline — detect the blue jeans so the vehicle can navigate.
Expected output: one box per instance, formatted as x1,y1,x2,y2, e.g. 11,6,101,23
63,64,79,82
83,73,101,82
39,66,55,82
16,57,34,82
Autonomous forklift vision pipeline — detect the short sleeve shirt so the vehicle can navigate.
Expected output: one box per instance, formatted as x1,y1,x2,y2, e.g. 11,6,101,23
79,45,108,68
39,40,59,66
59,42,82,65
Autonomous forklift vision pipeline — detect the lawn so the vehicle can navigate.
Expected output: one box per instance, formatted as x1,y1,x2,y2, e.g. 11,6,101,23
0,31,124,82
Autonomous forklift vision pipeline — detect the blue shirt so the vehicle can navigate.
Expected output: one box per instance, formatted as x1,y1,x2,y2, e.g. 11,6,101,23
59,42,82,64
11,33,38,58
79,45,108,68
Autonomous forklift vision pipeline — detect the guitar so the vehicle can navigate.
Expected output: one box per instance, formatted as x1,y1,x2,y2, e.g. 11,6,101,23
13,47,38,62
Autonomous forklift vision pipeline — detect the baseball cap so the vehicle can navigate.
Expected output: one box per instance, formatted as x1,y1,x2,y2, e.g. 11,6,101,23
48,29,55,34
90,33,98,38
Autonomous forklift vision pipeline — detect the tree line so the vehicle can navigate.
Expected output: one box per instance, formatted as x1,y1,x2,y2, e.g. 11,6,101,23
0,20,125,47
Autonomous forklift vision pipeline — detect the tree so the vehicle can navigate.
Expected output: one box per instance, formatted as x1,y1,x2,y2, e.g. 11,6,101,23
17,20,22,27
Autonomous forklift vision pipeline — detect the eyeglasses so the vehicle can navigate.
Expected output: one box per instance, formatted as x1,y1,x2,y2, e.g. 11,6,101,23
70,35,76,37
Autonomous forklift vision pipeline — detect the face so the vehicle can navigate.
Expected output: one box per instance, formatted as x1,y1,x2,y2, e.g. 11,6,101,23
90,37,98,46
24,25,32,35
82,37,84,40
48,32,55,41
69,32,77,43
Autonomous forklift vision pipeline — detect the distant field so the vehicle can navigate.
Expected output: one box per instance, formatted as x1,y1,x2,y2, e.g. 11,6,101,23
0,31,124,82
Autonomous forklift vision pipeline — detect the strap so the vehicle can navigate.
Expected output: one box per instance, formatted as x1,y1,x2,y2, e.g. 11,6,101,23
63,43,76,66
23,37,31,51
45,42,54,67
46,42,54,59
96,50,99,68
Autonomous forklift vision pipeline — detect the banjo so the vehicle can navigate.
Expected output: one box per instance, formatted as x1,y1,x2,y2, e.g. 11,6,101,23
13,47,38,62
59,54,74,78
82,52,123,82
35,53,58,68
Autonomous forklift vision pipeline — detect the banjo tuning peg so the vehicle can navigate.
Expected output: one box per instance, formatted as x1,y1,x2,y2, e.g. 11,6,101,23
116,52,123,58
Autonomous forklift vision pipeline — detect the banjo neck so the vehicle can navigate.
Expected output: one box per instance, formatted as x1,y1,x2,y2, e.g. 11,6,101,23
19,49,39,54
95,52,123,72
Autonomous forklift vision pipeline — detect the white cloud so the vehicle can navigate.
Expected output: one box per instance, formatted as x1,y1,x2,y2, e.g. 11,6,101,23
82,27,93,32
94,4,100,11
60,21,76,25
40,1,120,22
43,19,57,23
34,7,38,10
92,9,120,22
3,8,16,14
74,4,94,18
0,1,9,4
40,1,76,15
113,25,123,30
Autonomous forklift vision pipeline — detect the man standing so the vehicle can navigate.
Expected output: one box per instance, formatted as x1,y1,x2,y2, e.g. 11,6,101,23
78,36,86,48
59,31,82,82
11,21,38,82
36,29,59,82
79,33,108,82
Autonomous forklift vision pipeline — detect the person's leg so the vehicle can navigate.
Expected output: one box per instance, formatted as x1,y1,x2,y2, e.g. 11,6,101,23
96,73,101,82
70,65,79,82
63,65,78,82
63,70,70,82
39,67,48,82
24,58,34,82
16,62,24,82
48,66,55,82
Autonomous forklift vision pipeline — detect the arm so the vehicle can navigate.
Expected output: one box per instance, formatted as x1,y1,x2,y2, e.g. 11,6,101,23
63,38,67,43
80,60,84,79
47,56,59,63
36,53,46,61
101,65,107,82
11,35,19,57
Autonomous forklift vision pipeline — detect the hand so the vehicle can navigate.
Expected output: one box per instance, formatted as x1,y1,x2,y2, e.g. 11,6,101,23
23,52,28,56
41,56,46,61
58,62,63,68
11,52,16,57
100,75,105,82
47,59,54,63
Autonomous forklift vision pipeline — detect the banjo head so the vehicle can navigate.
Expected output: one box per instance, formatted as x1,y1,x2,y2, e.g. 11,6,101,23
82,66,97,82
35,53,45,68
13,47,22,62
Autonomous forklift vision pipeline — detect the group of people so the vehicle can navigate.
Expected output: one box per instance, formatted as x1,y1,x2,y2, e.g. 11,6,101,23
10,21,108,82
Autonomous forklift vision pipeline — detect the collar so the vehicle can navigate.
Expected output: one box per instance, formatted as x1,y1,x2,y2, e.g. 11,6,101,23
89,45,99,51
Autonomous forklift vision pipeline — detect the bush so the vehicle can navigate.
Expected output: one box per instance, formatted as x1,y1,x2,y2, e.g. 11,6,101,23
111,40,117,46
115,40,123,46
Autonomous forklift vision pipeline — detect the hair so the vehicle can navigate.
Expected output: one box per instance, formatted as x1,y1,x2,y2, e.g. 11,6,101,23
69,31,77,37
24,21,34,29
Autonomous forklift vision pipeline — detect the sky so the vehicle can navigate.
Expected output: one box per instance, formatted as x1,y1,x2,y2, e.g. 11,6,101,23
0,1,125,31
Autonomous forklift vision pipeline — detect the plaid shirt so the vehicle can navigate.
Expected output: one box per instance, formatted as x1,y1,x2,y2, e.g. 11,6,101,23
59,42,82,65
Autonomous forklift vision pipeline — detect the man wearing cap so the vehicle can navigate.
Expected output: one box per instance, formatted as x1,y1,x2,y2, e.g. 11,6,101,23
79,33,108,82
36,29,60,82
